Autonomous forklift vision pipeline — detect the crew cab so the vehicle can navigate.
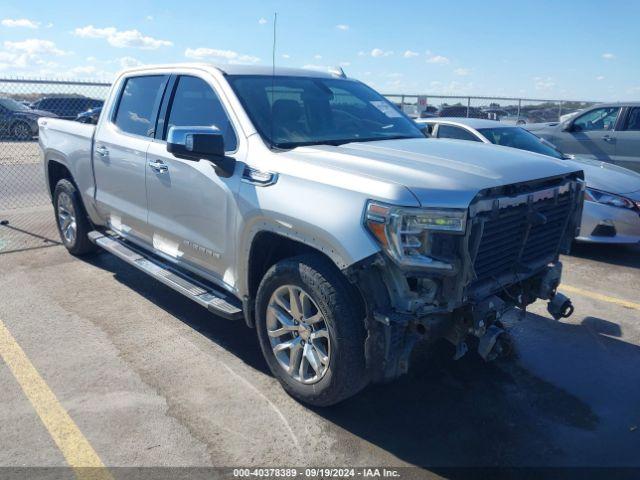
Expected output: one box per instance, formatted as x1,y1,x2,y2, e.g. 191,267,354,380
39,64,584,406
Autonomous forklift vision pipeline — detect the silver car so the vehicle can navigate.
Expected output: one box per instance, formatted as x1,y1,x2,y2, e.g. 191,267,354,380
417,117,640,244
525,102,640,174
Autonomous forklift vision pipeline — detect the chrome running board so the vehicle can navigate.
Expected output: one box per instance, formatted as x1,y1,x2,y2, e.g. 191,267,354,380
88,231,243,321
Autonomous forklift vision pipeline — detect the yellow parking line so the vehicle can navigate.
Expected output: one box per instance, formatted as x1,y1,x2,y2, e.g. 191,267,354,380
560,284,640,311
0,319,112,480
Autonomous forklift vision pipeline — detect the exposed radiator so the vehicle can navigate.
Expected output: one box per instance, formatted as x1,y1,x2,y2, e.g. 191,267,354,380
472,191,572,283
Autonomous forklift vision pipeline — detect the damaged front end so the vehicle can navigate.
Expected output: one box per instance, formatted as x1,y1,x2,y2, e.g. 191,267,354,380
347,173,585,383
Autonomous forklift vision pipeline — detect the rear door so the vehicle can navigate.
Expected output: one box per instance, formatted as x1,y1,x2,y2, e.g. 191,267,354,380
145,73,241,279
613,107,640,173
555,106,620,162
93,74,169,246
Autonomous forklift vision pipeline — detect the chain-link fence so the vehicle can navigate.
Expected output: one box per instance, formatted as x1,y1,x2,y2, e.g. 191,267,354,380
387,94,596,124
0,78,110,253
0,76,597,255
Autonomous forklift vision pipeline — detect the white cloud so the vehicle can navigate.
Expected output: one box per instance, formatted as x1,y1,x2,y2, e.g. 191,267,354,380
371,48,393,57
314,54,322,60
119,56,142,68
428,80,475,95
1,18,40,28
0,39,69,72
281,53,290,59
146,15,154,21
185,47,260,64
258,17,267,25
336,24,349,31
596,75,605,81
602,52,615,60
73,25,173,49
454,67,470,76
534,76,555,91
403,50,419,58
426,54,450,64
4,39,68,56
69,65,98,75
357,51,366,56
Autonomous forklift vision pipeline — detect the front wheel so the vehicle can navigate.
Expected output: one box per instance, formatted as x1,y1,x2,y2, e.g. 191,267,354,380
11,121,32,141
53,179,96,256
255,254,368,406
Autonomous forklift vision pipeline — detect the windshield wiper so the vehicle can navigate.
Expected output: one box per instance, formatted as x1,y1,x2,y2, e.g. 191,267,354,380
273,135,420,150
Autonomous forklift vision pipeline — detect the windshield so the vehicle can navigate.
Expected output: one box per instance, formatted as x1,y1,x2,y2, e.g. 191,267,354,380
0,98,30,112
227,75,423,149
478,127,563,159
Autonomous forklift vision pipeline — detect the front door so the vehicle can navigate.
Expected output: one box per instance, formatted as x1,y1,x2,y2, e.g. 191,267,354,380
93,74,168,245
145,74,241,281
556,106,620,163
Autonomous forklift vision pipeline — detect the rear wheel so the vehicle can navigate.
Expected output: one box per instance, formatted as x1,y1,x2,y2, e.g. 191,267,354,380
255,254,368,406
53,179,96,256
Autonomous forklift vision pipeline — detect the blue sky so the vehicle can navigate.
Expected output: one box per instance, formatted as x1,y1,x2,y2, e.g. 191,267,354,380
1,0,639,100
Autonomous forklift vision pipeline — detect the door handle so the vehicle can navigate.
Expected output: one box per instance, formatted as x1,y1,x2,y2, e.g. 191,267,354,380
95,145,109,157
602,135,614,143
148,160,169,174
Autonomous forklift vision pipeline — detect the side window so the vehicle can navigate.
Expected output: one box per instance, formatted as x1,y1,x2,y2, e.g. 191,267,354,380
114,75,167,137
437,124,480,141
623,107,640,131
573,107,620,132
165,76,238,151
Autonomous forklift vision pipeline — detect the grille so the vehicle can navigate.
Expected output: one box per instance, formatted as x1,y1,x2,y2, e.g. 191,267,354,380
472,192,572,283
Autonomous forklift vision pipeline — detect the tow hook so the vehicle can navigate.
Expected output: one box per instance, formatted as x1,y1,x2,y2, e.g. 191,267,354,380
477,325,507,361
547,292,574,320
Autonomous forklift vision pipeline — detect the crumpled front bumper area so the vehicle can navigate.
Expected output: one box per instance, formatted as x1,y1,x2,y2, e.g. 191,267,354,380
349,259,573,383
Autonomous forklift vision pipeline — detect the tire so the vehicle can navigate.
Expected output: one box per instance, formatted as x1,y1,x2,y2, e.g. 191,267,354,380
11,121,32,141
255,254,368,406
53,179,96,256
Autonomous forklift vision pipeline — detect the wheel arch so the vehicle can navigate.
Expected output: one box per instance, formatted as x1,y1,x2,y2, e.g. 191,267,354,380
242,229,367,328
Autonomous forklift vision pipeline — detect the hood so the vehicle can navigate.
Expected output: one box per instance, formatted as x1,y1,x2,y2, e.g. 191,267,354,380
284,138,582,208
566,156,640,195
15,109,57,118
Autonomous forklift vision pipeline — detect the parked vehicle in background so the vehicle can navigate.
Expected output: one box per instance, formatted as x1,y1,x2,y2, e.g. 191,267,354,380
39,64,584,406
417,117,640,244
439,105,488,119
30,97,104,120
75,106,102,124
419,105,439,118
0,97,57,140
482,108,509,120
499,113,529,125
525,103,640,173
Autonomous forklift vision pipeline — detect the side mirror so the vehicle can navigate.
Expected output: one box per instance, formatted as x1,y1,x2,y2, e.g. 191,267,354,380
167,126,235,176
561,121,574,132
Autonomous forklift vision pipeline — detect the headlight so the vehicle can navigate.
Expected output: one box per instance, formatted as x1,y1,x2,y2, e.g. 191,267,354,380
364,201,467,270
584,188,637,210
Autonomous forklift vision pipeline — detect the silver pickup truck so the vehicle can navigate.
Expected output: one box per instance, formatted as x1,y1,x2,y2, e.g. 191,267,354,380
39,64,584,406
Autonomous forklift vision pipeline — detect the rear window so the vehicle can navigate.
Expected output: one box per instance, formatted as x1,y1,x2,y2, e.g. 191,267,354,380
114,75,167,137
437,124,480,141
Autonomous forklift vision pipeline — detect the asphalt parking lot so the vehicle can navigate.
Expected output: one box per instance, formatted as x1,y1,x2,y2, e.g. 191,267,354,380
1,223,639,474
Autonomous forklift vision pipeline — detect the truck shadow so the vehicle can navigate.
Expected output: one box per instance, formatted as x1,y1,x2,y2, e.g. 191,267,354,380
569,242,640,269
87,252,640,469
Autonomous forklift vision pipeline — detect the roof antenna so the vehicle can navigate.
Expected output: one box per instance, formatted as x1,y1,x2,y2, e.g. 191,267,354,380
270,12,278,150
